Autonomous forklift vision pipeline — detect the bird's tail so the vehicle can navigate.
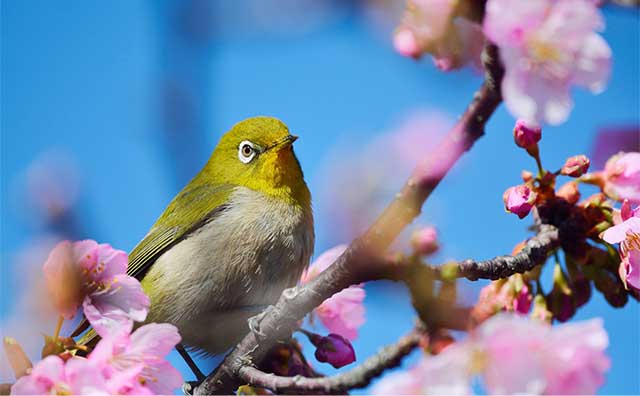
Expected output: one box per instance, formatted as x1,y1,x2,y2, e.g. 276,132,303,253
70,318,100,356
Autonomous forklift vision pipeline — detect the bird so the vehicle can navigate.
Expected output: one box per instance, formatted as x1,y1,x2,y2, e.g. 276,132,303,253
73,116,314,361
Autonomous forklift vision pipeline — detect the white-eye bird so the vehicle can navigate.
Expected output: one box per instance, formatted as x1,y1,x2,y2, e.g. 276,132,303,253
74,116,314,359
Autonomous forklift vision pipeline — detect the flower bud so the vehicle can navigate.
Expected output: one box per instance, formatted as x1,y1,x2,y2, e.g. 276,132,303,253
571,273,592,308
531,294,552,323
410,226,439,256
311,333,356,368
561,155,590,177
503,185,537,219
556,181,581,204
394,29,421,59
513,283,532,314
546,264,576,322
513,119,541,149
3,337,32,379
521,170,534,182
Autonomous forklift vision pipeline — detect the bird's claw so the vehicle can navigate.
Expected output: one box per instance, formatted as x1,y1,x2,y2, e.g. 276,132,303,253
248,305,275,339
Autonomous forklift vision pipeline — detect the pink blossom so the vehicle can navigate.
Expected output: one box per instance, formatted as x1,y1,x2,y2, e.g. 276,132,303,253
371,369,421,395
302,245,366,340
410,226,439,256
372,343,473,395
513,119,542,149
89,323,183,395
376,314,609,395
43,240,150,338
603,152,640,204
310,333,356,369
477,314,610,394
11,356,109,395
503,185,537,218
394,0,483,70
561,155,591,177
484,0,611,125
601,216,640,244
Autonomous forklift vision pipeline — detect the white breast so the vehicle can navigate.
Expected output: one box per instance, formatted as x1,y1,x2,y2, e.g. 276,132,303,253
145,186,314,353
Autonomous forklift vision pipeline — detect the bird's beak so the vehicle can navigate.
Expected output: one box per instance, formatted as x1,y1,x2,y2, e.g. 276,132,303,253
270,134,298,151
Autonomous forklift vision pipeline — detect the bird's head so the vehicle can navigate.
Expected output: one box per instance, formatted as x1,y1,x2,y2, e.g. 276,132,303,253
204,116,310,207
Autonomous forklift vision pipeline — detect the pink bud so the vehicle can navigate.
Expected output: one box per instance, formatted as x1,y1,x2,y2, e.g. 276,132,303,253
572,274,592,308
561,155,590,177
521,170,534,182
394,28,421,59
513,119,541,149
557,181,581,205
513,283,532,314
503,185,537,219
410,226,439,256
311,334,356,368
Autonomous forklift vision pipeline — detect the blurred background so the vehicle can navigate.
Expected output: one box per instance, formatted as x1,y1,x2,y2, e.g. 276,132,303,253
1,1,639,394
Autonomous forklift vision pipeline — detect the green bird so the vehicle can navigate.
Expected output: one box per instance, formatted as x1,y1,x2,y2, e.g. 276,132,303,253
74,116,314,359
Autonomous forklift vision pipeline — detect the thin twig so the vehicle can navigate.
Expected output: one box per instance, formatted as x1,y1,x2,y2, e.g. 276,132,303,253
438,224,560,281
238,330,423,394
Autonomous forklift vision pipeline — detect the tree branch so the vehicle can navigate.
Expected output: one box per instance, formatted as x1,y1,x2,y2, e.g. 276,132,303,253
438,223,560,281
238,329,423,394
194,45,504,395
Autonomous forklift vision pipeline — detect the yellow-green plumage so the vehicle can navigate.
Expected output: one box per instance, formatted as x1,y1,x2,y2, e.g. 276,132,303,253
76,117,314,355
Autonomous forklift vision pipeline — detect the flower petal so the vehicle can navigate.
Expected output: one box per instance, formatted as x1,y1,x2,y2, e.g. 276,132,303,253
573,33,611,93
601,217,640,244
128,323,181,359
83,275,150,338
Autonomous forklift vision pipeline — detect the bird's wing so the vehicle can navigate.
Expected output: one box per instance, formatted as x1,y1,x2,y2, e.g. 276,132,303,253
127,182,235,280
71,182,235,340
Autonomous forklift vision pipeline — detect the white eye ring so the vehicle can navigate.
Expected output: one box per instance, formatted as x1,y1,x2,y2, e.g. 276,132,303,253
238,140,257,163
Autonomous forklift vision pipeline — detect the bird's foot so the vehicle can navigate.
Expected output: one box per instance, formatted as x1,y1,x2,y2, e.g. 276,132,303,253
247,305,276,340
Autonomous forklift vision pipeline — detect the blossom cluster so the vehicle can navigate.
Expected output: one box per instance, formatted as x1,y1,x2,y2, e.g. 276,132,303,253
373,313,610,395
7,241,183,395
395,0,611,126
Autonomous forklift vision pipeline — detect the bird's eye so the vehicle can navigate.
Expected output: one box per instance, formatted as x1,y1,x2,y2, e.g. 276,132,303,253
238,140,256,163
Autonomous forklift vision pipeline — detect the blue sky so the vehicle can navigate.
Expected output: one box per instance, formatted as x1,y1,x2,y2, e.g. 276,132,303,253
2,1,639,394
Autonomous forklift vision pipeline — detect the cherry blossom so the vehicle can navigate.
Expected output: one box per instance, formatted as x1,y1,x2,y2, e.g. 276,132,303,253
484,0,611,125
394,0,484,70
88,323,183,395
302,245,365,340
375,314,609,394
43,240,150,338
602,152,640,204
11,356,109,395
